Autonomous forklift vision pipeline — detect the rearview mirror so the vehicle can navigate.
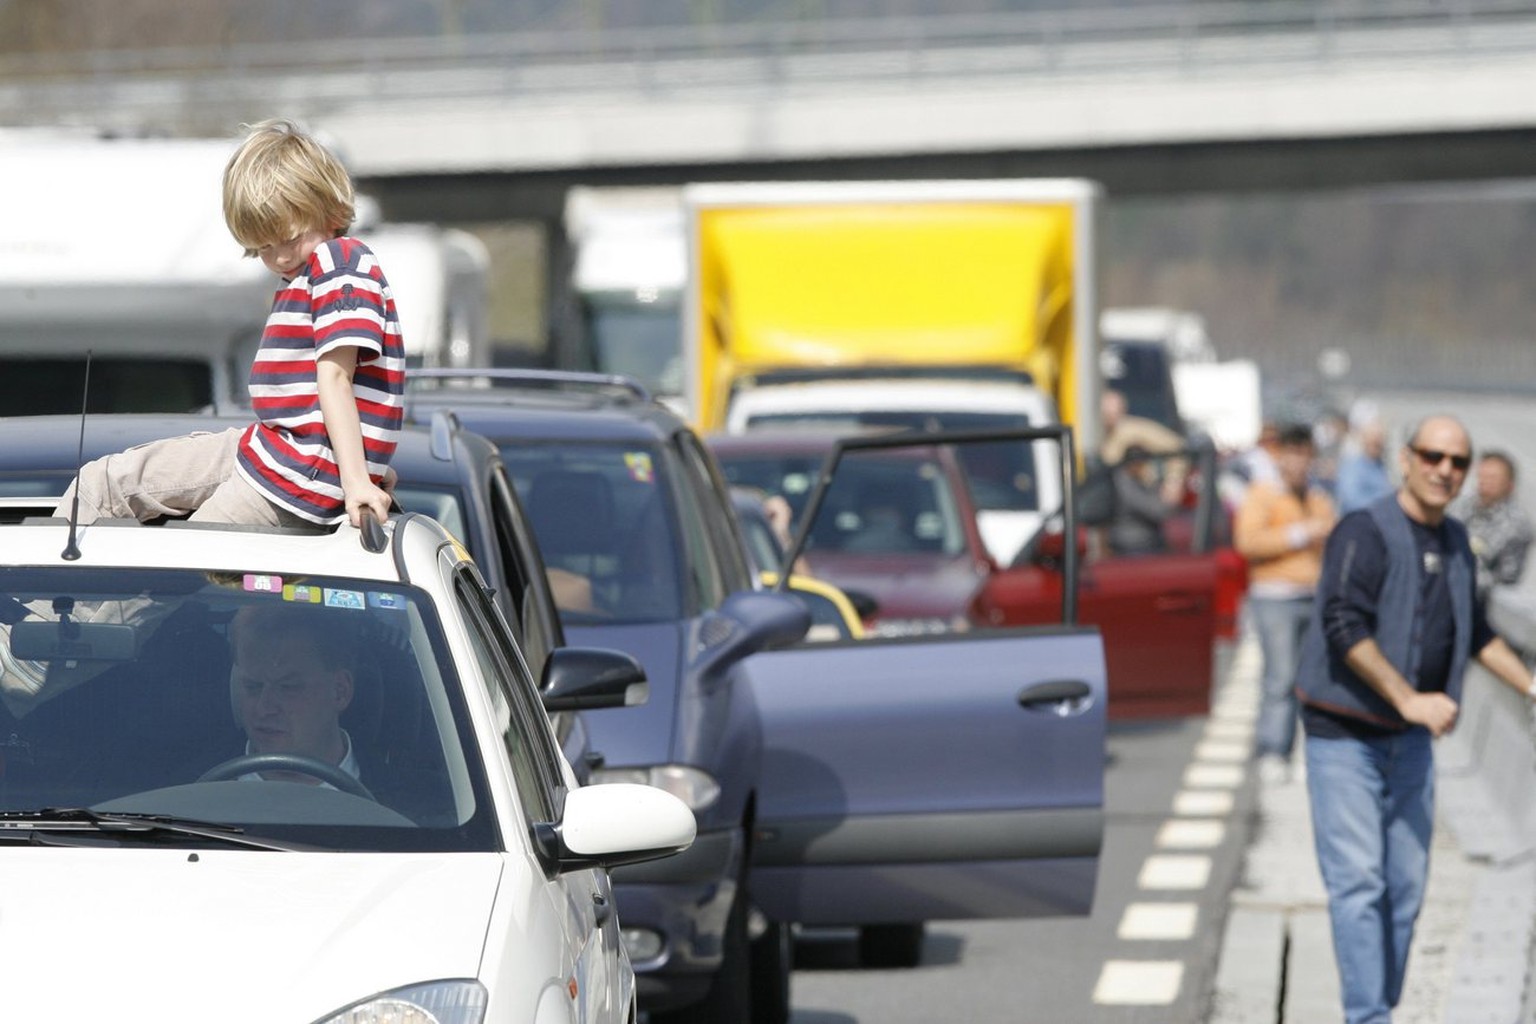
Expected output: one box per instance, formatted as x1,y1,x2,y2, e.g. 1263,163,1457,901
11,620,136,662
541,646,649,712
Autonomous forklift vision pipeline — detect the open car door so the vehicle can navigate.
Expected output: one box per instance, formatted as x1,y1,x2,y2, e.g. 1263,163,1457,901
972,445,1225,718
745,426,1106,926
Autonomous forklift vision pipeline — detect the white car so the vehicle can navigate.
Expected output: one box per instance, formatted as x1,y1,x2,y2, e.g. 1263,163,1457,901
725,376,1062,565
0,512,694,1023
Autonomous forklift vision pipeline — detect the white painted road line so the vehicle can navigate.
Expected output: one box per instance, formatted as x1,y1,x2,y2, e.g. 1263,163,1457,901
1184,763,1245,788
1173,789,1235,816
1206,719,1256,740
1156,819,1227,850
1195,739,1251,762
1138,854,1213,890
1093,960,1185,1005
1118,902,1200,941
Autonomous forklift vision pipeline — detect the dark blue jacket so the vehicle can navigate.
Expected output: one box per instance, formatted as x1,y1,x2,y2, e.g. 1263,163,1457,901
1296,494,1476,728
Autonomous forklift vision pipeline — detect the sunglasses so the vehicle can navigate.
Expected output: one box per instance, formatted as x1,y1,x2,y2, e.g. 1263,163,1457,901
1409,446,1471,472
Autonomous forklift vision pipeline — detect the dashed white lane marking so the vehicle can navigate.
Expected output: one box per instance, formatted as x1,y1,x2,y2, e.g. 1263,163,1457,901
1156,819,1227,850
1118,902,1200,941
1195,739,1251,762
1184,763,1245,788
1139,854,1213,890
1174,789,1235,816
1093,960,1185,1005
1205,719,1255,740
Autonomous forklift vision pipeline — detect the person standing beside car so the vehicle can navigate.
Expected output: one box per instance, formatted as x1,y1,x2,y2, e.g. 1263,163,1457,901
1234,423,1336,784
1296,414,1536,1024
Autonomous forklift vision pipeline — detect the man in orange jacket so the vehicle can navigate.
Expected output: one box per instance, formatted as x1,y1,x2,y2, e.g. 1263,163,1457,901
1236,423,1338,783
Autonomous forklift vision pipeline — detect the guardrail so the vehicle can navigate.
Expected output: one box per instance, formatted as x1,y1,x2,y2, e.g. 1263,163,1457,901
3,0,1536,132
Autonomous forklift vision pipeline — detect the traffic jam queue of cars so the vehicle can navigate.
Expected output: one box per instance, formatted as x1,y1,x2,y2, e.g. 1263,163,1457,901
0,369,1231,1024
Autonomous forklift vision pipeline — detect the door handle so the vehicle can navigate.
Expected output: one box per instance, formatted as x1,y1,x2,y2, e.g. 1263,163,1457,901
1154,594,1209,614
1018,679,1093,711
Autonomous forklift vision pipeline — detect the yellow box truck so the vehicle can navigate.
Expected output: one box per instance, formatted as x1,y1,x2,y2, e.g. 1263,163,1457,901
682,179,1104,451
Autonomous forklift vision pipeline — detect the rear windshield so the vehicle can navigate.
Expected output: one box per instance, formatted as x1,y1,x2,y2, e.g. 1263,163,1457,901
0,358,213,415
741,410,1040,513
0,567,496,852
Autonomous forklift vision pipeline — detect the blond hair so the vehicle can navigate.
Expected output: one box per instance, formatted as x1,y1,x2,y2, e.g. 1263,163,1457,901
223,118,355,255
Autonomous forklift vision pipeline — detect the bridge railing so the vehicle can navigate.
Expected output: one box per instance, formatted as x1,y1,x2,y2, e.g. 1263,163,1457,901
2,0,1536,130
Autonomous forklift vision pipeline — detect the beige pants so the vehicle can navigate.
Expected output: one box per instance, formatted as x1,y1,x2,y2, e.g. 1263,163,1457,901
54,427,320,530
5,430,322,716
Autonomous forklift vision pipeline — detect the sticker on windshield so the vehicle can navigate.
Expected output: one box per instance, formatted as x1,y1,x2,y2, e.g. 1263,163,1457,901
368,592,407,611
282,583,323,604
323,588,366,610
624,452,654,483
242,574,282,594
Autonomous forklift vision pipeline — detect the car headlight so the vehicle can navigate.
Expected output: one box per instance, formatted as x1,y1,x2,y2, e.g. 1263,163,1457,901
590,764,721,811
318,980,488,1024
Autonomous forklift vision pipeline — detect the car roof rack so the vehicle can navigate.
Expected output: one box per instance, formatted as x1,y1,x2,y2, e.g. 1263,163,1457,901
409,368,652,404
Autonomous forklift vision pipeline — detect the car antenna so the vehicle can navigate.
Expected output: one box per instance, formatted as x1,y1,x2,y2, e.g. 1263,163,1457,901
60,350,92,561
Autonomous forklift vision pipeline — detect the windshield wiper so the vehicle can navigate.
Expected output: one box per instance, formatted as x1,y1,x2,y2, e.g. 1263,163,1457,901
0,807,315,852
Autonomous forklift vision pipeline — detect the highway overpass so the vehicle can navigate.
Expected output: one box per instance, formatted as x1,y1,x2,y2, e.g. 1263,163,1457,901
5,2,1536,221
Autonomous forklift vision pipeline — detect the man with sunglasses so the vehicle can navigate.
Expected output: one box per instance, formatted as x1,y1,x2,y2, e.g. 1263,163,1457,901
1295,414,1535,1024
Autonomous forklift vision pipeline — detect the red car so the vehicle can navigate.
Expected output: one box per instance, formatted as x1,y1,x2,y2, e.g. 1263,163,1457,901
712,430,1230,719
972,448,1232,718
708,431,994,638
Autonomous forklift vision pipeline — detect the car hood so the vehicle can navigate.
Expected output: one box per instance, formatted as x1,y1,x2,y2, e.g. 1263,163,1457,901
807,552,989,623
0,848,503,1020
569,620,684,767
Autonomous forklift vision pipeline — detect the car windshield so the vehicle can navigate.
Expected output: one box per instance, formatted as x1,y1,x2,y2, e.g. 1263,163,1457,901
0,567,495,852
717,450,968,557
742,410,1039,513
0,358,213,415
499,442,685,625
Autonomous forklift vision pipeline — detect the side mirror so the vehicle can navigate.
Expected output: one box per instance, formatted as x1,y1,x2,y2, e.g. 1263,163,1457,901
693,590,811,674
541,647,649,712
1033,528,1086,567
534,783,696,876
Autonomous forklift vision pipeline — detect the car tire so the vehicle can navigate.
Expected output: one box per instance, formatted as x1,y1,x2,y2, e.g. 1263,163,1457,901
858,922,925,969
748,916,792,1024
652,879,751,1024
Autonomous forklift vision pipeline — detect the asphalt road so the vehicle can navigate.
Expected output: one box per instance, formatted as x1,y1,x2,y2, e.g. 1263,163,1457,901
786,642,1255,1023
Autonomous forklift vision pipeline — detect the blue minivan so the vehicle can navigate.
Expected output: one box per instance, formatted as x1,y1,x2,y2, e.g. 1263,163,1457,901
406,370,1109,1024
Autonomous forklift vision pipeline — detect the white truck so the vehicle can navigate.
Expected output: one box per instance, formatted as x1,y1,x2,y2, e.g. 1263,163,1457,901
0,131,489,415
558,186,687,404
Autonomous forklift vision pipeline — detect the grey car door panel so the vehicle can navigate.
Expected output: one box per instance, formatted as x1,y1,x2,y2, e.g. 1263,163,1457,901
744,626,1106,924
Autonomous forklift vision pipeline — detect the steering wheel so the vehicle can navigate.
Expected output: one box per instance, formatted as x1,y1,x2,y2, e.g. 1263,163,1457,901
198,753,377,801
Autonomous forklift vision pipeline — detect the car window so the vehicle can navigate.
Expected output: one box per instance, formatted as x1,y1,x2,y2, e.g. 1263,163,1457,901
0,566,494,850
718,451,968,557
500,442,687,625
677,432,752,596
391,483,469,547
453,570,565,825
740,410,1039,514
0,358,213,415
487,466,557,683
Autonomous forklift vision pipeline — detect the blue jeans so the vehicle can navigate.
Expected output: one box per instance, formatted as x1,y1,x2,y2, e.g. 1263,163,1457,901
1305,729,1435,1024
1249,594,1313,759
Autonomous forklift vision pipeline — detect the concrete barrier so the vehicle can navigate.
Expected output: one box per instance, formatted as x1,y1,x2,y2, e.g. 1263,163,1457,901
1438,587,1536,864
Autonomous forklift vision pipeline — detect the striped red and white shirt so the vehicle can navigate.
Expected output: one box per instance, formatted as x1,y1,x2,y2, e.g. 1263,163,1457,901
237,237,405,524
